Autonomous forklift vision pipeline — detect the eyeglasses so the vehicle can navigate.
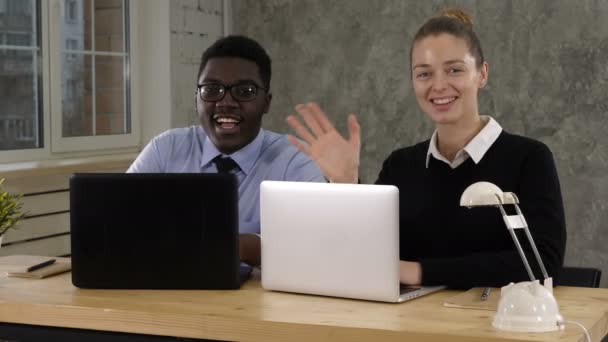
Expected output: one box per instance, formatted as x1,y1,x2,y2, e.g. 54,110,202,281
197,83,267,102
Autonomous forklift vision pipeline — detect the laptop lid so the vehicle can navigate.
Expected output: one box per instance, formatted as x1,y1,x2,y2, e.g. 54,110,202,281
70,173,243,289
260,181,445,302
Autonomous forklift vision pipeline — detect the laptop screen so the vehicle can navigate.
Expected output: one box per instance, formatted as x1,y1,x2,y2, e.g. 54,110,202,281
70,173,242,289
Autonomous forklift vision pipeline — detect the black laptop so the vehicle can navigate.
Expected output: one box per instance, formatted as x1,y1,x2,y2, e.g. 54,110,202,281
69,173,247,289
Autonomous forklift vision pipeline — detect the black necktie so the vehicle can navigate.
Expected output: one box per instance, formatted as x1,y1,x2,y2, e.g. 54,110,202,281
213,156,239,174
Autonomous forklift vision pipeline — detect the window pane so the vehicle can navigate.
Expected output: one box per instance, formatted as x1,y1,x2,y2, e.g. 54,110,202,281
0,0,42,151
64,0,91,51
61,0,129,138
95,55,126,135
62,53,92,137
95,0,123,52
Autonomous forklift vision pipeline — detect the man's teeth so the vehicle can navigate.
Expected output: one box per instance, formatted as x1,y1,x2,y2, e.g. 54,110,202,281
216,117,239,123
432,97,456,105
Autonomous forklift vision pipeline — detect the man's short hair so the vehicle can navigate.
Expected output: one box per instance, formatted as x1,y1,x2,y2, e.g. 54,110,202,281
197,35,272,90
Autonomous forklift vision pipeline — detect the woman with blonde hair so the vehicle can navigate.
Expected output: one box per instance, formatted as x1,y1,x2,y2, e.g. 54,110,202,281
287,9,566,289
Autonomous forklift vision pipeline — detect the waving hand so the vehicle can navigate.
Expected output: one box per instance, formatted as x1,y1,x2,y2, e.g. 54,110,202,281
286,102,361,183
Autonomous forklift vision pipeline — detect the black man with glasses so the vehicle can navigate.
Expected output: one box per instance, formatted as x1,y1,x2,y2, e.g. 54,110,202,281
128,36,324,267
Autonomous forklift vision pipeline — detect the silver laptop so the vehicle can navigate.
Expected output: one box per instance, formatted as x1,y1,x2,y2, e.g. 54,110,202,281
260,181,445,303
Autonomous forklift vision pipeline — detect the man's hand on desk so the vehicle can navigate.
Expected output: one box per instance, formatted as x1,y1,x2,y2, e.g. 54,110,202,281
239,233,261,267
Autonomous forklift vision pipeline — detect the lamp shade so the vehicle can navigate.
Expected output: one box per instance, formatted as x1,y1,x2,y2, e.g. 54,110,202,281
492,281,563,332
459,181,519,207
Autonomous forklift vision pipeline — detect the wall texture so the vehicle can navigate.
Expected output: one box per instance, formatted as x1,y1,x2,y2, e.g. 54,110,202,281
232,0,608,287
170,0,225,128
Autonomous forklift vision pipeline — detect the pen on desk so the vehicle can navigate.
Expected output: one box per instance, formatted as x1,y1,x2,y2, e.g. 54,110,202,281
27,259,56,272
480,287,491,301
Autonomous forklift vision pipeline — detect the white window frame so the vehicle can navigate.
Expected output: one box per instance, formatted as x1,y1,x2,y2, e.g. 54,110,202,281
0,0,50,163
0,0,141,163
49,0,140,153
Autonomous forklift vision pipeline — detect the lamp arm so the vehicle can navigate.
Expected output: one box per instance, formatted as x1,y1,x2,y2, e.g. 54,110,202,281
498,204,536,282
514,204,550,280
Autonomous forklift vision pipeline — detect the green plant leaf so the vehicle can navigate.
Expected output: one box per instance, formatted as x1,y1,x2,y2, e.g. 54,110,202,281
0,178,26,237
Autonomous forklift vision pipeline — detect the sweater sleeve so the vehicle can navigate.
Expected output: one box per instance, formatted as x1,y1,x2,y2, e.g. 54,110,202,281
420,143,567,288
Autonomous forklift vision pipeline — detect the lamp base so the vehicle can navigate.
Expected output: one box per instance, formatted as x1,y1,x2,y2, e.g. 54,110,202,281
492,279,563,332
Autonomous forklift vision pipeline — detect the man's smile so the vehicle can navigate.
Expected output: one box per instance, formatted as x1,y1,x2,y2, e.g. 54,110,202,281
213,114,243,131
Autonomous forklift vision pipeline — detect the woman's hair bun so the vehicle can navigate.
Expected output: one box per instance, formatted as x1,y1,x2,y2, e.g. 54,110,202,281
440,8,473,30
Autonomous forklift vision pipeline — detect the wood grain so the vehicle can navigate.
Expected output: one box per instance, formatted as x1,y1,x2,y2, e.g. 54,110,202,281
0,256,606,342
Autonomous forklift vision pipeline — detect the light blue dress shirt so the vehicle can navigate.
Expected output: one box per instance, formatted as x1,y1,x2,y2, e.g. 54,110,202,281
127,126,324,234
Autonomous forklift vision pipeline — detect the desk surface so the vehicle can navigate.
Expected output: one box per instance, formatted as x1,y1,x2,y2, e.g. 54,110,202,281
0,255,607,342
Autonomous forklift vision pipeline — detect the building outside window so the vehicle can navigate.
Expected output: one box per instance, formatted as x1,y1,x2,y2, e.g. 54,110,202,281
0,0,136,159
0,0,40,150
65,0,77,22
0,0,7,14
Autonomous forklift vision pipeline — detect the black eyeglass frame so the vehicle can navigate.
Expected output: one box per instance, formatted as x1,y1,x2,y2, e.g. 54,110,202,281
196,83,268,102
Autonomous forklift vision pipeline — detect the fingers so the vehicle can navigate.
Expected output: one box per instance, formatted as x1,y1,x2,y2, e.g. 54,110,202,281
347,114,361,148
307,102,336,133
296,103,326,138
290,102,351,143
286,115,316,145
287,134,312,157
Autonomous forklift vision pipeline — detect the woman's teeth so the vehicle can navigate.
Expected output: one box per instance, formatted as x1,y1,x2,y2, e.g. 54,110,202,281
432,97,456,105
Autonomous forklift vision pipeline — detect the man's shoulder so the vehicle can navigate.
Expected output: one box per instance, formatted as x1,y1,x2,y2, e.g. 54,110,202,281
260,130,300,157
152,126,201,145
155,126,200,139
258,130,323,180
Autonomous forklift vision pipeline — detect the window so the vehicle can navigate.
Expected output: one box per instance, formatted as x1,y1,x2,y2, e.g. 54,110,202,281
0,1,41,151
66,38,78,50
59,0,130,140
66,79,77,99
0,0,139,160
7,0,30,16
65,37,78,61
65,0,77,21
7,32,31,46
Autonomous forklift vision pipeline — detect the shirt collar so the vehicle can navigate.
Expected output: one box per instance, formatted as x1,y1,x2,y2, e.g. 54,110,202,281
200,128,265,176
425,116,503,168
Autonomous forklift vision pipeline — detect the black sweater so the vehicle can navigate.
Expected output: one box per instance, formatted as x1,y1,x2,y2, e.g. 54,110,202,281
376,131,566,289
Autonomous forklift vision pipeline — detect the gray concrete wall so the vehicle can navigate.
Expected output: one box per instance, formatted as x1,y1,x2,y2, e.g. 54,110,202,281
232,0,608,287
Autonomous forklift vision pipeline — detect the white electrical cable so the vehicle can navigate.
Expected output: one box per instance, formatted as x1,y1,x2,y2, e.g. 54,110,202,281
558,320,591,342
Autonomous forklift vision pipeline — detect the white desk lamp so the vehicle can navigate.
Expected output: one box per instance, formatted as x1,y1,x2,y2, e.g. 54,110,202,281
460,182,564,333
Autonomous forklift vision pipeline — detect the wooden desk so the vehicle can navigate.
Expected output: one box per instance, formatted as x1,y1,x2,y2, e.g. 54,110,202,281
0,255,607,342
